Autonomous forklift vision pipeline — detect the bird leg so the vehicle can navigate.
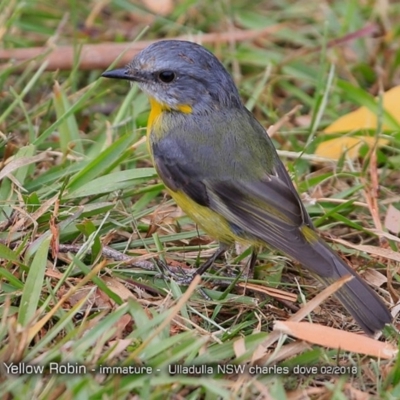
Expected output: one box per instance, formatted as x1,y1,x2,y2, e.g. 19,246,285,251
193,243,229,277
247,248,258,279
158,244,258,286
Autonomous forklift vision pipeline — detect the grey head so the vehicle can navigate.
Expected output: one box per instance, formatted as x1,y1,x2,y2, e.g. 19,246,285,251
102,40,242,113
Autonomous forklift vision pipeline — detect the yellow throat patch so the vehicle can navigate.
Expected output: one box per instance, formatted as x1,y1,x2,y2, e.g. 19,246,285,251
147,97,192,136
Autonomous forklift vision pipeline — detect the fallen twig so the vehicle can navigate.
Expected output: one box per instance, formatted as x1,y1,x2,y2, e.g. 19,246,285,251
1,26,283,71
58,243,156,271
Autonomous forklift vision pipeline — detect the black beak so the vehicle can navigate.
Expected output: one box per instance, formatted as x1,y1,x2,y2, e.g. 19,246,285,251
101,68,130,80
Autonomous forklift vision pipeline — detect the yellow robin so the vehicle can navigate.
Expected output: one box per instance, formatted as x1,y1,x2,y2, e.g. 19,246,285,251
102,40,391,335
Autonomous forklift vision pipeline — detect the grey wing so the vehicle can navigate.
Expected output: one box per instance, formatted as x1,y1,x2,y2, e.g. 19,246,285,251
206,177,335,278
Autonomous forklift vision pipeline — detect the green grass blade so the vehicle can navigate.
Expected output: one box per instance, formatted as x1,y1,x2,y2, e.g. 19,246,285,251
17,236,51,326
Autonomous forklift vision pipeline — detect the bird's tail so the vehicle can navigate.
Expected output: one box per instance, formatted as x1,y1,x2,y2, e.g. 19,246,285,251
306,237,391,335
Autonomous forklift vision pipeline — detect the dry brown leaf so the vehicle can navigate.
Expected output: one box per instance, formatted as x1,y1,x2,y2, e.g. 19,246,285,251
11,194,58,232
362,268,388,287
274,321,397,359
110,314,132,340
106,339,132,361
68,287,96,307
142,0,173,15
251,344,267,364
384,204,400,235
45,268,64,279
364,149,383,232
50,198,60,259
265,341,311,364
233,337,246,358
367,227,400,243
331,237,400,262
315,85,400,160
267,105,302,138
237,282,297,302
343,384,371,400
0,152,48,181
390,302,400,320
287,387,327,400
101,276,135,303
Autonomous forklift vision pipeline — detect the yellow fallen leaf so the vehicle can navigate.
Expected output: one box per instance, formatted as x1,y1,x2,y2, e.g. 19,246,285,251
325,86,400,133
315,85,400,160
315,136,387,160
274,321,397,359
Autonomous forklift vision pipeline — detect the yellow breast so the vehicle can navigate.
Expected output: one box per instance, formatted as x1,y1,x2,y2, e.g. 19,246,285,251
168,189,239,244
146,97,249,246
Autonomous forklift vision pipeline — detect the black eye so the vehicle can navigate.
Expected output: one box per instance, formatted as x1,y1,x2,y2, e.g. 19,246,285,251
158,70,176,83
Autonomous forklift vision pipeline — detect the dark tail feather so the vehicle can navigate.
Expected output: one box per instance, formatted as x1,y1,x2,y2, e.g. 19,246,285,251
311,239,391,335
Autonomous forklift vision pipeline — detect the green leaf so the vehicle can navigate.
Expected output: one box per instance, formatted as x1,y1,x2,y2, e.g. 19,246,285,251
18,236,51,326
33,80,103,147
0,243,19,261
0,267,24,289
66,133,138,194
76,220,101,263
52,81,84,155
65,168,156,198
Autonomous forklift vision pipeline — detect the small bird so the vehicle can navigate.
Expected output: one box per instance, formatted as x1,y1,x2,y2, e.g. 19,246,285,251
102,40,391,335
